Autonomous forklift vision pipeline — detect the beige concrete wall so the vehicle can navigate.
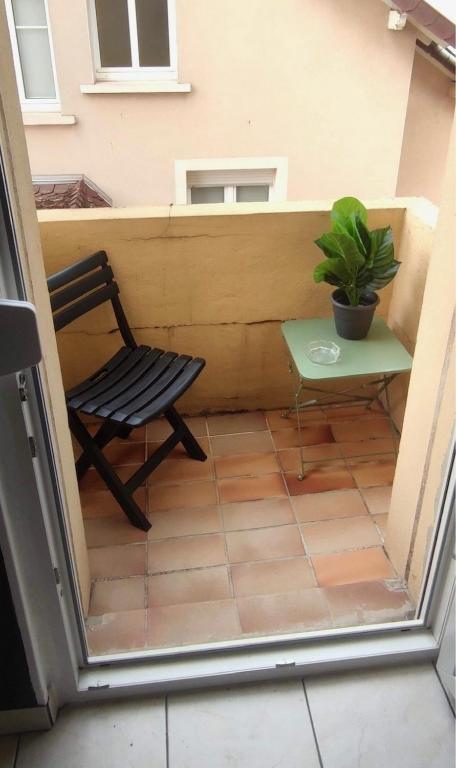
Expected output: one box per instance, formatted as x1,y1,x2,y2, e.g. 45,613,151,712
0,9,90,614
396,52,454,206
23,0,417,205
38,200,409,414
386,126,455,601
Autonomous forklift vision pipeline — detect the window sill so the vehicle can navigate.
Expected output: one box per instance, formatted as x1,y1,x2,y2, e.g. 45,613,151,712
80,81,191,94
22,113,76,126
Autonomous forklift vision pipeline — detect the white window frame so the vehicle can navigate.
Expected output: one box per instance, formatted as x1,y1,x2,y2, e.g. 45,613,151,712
88,0,178,82
175,157,288,205
4,0,60,112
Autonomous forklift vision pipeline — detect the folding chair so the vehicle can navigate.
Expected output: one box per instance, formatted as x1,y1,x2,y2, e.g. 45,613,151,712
48,250,207,532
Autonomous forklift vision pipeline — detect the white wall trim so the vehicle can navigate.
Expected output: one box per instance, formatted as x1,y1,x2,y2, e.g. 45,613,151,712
80,81,191,94
174,157,288,204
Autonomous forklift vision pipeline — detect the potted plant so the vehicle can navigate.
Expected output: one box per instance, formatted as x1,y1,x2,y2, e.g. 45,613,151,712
313,197,401,340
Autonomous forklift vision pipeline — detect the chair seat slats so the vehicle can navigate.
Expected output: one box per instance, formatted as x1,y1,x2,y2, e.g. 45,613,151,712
69,346,150,410
50,266,114,311
110,354,192,423
126,358,205,427
65,347,130,400
93,350,177,418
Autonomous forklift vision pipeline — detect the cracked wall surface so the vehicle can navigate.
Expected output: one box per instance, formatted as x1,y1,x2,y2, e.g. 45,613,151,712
39,202,414,414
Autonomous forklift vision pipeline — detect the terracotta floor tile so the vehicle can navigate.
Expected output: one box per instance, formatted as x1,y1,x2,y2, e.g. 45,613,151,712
348,456,396,488
148,506,222,540
226,525,304,563
323,580,414,627
146,416,207,442
277,445,341,472
146,599,240,647
79,464,144,493
221,498,295,531
148,437,210,459
148,480,217,512
338,437,395,459
301,516,382,555
80,487,147,519
237,589,331,635
89,576,145,615
86,609,146,655
373,514,388,538
102,441,146,466
271,424,334,450
207,411,267,435
285,465,356,495
147,456,214,484
148,566,231,606
231,557,315,597
265,408,325,430
322,403,385,421
361,486,392,516
84,516,148,548
88,543,146,579
210,431,273,457
218,473,287,505
215,452,279,479
330,417,392,442
292,489,368,523
148,533,226,573
312,547,395,587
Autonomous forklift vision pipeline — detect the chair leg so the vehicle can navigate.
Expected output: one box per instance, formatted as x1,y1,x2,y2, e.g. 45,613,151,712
164,406,207,461
69,411,151,532
75,420,121,480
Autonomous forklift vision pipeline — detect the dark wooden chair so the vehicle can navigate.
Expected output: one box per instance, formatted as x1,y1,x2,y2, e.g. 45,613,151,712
47,250,207,532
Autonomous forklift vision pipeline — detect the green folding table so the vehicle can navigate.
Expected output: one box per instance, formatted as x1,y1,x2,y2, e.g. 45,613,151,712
281,317,413,479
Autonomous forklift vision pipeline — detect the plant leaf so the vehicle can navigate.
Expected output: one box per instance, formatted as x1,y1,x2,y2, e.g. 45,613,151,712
331,197,367,229
313,258,349,285
314,232,365,272
368,226,394,268
364,259,401,292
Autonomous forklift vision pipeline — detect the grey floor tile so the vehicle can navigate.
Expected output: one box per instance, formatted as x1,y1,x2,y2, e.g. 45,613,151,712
0,736,18,768
168,680,320,768
16,698,166,768
306,663,455,768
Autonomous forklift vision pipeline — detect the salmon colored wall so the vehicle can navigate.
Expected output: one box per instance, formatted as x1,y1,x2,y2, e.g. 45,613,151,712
396,52,455,206
23,0,417,205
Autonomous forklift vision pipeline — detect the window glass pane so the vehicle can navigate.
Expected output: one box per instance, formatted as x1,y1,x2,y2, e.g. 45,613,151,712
136,0,170,67
95,0,131,67
16,28,55,98
236,185,269,202
191,187,224,204
12,0,47,27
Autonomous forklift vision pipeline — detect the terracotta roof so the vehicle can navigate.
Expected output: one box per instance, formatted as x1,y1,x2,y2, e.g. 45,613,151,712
33,177,111,210
392,1,455,45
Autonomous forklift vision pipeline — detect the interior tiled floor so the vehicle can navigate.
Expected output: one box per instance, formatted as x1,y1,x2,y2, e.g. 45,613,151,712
78,404,415,656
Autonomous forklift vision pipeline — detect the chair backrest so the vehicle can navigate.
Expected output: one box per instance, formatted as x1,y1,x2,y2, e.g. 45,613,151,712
47,250,136,348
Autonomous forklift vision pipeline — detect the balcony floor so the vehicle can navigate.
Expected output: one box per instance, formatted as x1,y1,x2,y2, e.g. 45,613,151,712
80,405,414,656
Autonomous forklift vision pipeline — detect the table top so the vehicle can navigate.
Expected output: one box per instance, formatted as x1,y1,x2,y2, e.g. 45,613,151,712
281,317,413,381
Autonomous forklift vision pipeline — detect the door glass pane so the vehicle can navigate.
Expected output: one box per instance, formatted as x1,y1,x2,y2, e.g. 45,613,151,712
95,0,131,67
191,187,224,204
12,0,47,27
136,0,170,67
16,28,55,98
236,185,269,202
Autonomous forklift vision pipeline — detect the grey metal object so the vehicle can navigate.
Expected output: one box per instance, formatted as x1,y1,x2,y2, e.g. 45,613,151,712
0,299,41,375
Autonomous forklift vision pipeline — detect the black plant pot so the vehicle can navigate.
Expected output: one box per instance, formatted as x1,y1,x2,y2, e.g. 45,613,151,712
331,289,379,340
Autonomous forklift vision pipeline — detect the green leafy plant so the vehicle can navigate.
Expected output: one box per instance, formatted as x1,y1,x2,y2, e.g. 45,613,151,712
313,197,401,306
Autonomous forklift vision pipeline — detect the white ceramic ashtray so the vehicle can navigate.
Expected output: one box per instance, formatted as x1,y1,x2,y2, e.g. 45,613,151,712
306,340,340,365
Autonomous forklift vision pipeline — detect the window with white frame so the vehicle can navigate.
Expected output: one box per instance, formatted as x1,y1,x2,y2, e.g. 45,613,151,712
175,159,288,205
5,0,59,111
90,0,177,81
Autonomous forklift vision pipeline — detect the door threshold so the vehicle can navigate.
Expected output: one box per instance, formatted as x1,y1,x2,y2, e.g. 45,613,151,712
77,627,438,702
